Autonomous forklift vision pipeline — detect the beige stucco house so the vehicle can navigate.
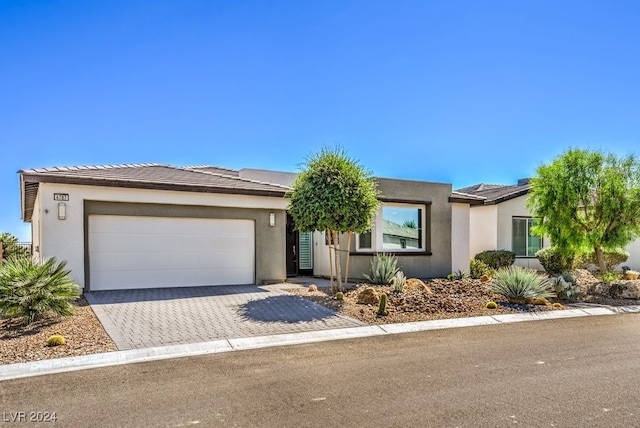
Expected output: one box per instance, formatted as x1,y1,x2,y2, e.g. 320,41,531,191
19,164,480,292
458,179,640,271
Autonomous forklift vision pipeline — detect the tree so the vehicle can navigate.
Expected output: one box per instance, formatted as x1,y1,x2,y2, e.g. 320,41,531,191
527,149,640,272
0,232,30,262
286,147,379,291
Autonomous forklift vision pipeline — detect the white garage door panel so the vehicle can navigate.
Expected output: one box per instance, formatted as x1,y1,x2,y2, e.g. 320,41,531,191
89,215,255,290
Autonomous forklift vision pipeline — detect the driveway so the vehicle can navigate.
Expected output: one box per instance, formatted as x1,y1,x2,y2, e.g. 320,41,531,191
85,282,364,350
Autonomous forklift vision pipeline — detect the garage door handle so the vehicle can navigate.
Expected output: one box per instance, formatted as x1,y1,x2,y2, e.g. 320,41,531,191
293,245,296,257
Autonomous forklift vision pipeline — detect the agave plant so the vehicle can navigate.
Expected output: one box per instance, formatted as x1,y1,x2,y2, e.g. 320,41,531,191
490,267,555,303
0,257,81,324
363,253,399,285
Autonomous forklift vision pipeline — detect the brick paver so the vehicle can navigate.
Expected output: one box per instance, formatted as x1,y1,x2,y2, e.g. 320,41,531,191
85,283,364,350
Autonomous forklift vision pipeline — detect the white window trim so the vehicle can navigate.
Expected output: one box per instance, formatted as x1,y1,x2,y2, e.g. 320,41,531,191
356,202,427,252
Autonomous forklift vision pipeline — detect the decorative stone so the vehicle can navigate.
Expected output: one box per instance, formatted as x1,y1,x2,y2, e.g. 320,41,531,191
406,278,433,294
357,287,380,304
620,283,640,299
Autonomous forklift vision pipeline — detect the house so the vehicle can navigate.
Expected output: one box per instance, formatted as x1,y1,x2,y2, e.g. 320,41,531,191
19,164,481,292
458,179,640,270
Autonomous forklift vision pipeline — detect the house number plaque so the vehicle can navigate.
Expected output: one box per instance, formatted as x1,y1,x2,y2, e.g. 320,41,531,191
53,193,69,201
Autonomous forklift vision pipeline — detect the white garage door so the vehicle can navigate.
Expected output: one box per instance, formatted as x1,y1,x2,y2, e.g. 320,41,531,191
89,215,255,291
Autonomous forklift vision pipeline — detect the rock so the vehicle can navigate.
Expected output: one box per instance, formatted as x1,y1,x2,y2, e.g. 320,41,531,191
405,278,433,294
620,283,640,299
357,287,380,304
308,284,318,292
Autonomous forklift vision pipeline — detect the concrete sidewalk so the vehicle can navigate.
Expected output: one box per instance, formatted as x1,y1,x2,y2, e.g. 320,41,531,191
2,303,639,381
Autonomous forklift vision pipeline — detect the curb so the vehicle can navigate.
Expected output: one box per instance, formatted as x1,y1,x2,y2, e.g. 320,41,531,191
2,304,639,382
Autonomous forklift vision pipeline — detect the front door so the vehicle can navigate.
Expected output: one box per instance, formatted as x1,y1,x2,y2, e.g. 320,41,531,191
286,213,313,277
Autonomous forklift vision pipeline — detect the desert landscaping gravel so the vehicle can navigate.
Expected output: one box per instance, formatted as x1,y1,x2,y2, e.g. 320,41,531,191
2,269,638,366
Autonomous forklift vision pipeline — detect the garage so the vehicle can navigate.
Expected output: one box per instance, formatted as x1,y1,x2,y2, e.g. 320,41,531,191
88,215,255,291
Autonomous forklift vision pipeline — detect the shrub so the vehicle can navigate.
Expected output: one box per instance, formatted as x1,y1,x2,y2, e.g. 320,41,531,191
308,284,318,292
448,270,468,280
580,248,629,270
474,250,516,270
470,259,496,279
552,275,580,301
485,301,498,309
490,267,555,303
0,257,80,324
0,232,30,261
334,291,344,300
376,293,389,316
46,334,66,347
599,271,621,284
391,271,406,293
363,253,399,285
536,247,576,275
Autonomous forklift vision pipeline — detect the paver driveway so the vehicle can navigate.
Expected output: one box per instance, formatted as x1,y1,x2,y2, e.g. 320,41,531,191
85,283,364,350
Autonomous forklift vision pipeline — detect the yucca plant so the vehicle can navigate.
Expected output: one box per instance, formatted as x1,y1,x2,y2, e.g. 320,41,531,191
0,257,81,324
490,267,555,303
363,253,399,284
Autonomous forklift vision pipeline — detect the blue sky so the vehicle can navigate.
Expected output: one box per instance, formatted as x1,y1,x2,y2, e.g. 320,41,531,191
2,1,640,241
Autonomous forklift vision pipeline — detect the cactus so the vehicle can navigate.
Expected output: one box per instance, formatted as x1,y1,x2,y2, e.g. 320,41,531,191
391,271,407,293
376,293,389,316
46,334,66,347
335,291,344,300
485,301,498,309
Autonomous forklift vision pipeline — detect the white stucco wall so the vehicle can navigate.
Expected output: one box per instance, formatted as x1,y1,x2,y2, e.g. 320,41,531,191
34,182,289,287
469,205,497,257
451,203,471,273
496,195,546,270
625,239,640,269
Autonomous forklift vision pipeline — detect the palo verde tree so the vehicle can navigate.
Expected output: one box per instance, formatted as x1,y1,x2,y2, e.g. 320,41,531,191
286,147,379,291
527,148,640,273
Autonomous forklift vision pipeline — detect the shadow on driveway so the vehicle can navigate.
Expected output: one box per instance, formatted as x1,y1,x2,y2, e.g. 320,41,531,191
238,295,338,323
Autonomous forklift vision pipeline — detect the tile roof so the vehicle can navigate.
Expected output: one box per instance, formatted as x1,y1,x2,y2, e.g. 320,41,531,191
455,179,530,205
19,164,290,221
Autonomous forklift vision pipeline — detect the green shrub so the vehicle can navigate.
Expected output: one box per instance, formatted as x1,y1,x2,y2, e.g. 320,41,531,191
474,250,516,270
448,270,468,280
470,259,496,279
334,291,344,300
46,334,66,347
0,232,30,261
0,257,80,324
535,247,576,275
485,301,498,309
599,271,621,284
376,293,389,316
391,271,406,293
579,248,629,270
363,253,399,285
552,275,580,301
490,267,555,303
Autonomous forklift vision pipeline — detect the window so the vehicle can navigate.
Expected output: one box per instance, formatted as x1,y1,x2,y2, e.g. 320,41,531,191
512,217,542,257
356,203,427,252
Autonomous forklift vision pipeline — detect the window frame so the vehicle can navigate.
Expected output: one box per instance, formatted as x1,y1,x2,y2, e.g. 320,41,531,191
356,201,430,254
512,216,542,258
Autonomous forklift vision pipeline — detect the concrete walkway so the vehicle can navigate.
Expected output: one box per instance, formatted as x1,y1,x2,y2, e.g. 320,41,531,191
85,280,363,350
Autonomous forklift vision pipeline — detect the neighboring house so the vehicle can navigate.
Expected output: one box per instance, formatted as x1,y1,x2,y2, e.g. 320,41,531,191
19,164,480,292
458,179,640,270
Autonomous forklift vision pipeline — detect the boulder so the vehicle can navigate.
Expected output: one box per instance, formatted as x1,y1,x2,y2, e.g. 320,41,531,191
620,283,640,299
357,287,380,304
406,278,432,294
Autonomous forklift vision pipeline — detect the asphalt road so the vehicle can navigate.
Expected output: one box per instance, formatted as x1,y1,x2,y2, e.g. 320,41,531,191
2,314,640,427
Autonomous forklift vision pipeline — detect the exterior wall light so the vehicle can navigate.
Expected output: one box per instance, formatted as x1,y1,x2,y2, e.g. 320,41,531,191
269,212,275,227
58,203,66,220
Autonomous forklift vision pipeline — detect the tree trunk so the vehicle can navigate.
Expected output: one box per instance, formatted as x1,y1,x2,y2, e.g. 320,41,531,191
594,245,607,273
327,230,334,292
332,230,343,292
344,232,352,284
